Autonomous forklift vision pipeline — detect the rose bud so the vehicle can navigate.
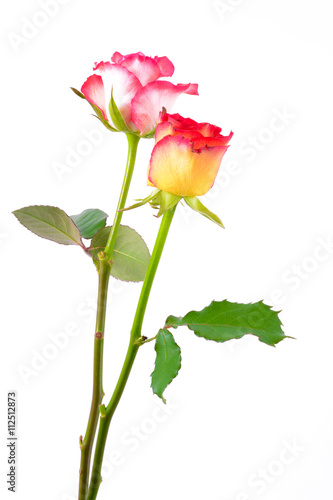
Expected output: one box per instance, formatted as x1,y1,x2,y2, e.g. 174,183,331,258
148,112,233,196
123,112,233,227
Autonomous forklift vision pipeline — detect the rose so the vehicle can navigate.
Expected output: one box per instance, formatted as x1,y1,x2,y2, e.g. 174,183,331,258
80,51,198,137
124,111,233,225
147,112,233,197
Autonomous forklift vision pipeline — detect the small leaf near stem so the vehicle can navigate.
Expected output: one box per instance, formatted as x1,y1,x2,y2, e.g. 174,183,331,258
70,209,108,239
151,329,181,403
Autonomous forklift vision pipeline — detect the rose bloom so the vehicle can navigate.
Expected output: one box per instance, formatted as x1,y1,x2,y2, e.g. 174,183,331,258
81,51,198,136
148,112,233,197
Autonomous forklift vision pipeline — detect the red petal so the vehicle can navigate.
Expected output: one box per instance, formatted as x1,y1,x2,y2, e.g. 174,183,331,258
192,131,234,150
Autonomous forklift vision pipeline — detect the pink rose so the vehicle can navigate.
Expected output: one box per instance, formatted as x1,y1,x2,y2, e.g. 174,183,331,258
80,51,198,136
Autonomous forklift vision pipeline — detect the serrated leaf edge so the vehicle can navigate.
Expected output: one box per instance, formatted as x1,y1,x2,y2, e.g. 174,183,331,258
13,205,85,248
151,329,182,403
88,225,151,283
164,300,289,347
69,209,108,239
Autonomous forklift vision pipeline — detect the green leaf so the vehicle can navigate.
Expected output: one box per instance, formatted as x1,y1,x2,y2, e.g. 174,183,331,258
165,315,183,328
151,329,182,403
108,89,130,132
89,225,150,282
165,300,287,347
70,209,108,239
183,196,224,228
13,205,83,247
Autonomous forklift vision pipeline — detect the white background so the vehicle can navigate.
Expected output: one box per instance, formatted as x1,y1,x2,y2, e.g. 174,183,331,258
1,1,333,499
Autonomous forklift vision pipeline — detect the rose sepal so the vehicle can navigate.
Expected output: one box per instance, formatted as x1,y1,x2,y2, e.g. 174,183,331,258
108,89,132,133
120,188,161,212
121,188,181,217
142,126,156,139
122,187,222,226
71,87,118,132
154,191,182,217
70,86,85,99
183,196,224,228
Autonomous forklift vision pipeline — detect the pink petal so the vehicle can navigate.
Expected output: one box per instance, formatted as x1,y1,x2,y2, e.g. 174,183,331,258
81,74,108,121
94,63,142,128
154,56,175,77
110,51,126,64
118,54,161,86
183,83,199,95
112,51,173,86
131,81,199,136
93,61,113,72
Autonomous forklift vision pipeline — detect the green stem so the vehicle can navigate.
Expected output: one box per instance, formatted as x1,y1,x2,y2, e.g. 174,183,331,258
104,133,140,261
78,259,110,500
78,133,140,500
87,206,177,500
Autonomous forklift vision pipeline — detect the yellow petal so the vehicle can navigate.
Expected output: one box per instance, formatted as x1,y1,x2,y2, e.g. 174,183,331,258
148,135,228,197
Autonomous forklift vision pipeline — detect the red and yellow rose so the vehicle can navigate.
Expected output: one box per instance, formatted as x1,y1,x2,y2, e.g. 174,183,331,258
148,112,233,197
